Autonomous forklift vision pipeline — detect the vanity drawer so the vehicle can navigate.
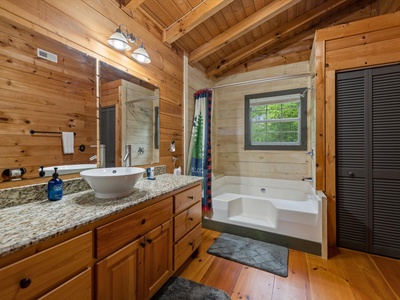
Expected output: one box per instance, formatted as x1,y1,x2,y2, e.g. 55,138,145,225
174,201,202,242
174,223,202,271
174,185,202,214
38,268,91,300
96,198,173,258
0,231,92,300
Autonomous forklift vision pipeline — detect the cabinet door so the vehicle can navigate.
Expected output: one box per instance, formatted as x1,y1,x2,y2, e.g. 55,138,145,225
96,238,144,300
144,220,173,299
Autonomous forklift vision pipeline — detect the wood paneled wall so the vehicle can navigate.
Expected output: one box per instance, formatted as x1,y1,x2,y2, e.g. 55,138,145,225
0,17,96,180
0,0,184,186
213,62,313,180
314,11,400,250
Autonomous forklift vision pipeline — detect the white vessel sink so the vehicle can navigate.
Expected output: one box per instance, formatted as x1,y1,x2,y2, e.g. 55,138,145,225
80,167,145,198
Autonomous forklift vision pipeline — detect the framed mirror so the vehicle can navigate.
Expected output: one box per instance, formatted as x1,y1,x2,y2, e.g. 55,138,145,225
99,62,160,167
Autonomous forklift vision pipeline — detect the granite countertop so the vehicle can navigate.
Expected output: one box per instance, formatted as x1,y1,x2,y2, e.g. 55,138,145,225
0,174,202,258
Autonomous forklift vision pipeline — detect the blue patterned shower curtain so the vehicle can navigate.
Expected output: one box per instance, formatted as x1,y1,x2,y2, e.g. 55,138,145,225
187,89,212,212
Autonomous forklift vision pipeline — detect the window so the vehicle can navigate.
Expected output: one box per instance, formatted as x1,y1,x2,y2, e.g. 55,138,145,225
244,88,307,150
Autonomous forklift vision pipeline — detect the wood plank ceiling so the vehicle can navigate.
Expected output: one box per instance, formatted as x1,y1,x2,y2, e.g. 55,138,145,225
117,0,391,79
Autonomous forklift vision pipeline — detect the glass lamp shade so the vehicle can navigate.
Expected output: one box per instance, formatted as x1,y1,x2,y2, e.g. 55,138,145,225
107,30,131,51
131,45,151,64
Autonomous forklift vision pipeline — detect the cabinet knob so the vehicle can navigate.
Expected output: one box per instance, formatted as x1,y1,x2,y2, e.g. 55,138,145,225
141,219,146,225
19,278,32,289
188,196,194,199
140,242,146,248
189,217,194,221
188,242,194,246
146,239,152,244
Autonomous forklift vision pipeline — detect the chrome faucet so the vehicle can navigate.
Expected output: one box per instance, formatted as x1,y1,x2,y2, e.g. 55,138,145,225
305,148,314,160
123,145,131,167
90,144,106,167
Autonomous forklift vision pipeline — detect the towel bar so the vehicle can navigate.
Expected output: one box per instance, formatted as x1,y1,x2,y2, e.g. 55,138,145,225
30,130,76,136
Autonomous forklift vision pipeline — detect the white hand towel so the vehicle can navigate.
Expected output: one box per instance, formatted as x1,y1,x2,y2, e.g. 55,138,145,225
62,132,74,154
173,167,181,176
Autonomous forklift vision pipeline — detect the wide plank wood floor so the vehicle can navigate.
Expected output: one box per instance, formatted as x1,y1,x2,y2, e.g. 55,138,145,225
175,228,400,300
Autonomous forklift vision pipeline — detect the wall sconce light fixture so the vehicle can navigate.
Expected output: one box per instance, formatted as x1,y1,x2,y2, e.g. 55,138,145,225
107,24,151,64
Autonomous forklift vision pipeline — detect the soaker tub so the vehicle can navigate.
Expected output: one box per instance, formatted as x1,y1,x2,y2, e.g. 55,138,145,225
210,176,325,243
40,164,97,177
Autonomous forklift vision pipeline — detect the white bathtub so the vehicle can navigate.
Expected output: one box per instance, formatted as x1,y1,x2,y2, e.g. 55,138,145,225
211,176,324,243
40,164,97,177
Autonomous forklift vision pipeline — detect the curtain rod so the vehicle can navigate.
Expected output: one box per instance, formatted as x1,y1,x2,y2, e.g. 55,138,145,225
210,72,314,90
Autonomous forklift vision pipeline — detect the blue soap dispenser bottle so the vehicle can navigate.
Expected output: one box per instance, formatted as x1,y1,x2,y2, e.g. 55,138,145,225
48,167,63,201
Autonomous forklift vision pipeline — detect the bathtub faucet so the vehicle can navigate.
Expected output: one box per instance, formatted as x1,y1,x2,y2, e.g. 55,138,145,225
305,148,314,159
123,145,131,167
302,177,313,182
90,144,106,167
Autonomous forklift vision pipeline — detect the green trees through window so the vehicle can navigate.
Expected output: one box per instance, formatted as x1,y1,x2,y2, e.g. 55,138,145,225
244,88,307,150
251,102,300,144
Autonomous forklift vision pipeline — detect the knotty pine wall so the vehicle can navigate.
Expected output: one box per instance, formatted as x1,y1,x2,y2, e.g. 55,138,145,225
314,11,400,250
0,0,184,187
212,61,313,180
0,17,97,181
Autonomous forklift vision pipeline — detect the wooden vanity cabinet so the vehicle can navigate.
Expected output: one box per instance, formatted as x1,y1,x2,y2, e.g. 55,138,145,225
0,231,92,300
95,199,173,300
95,185,202,299
173,185,202,270
0,182,202,300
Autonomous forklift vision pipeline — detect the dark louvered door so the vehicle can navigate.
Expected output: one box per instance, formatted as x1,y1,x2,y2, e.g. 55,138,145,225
100,106,116,167
337,70,368,252
370,65,400,258
336,64,400,258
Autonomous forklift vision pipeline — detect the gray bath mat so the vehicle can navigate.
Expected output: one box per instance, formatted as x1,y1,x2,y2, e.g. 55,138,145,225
152,277,231,300
207,233,289,277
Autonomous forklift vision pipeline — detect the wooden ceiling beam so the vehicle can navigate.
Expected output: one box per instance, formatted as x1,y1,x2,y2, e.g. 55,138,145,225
117,0,145,10
189,0,303,64
222,49,312,78
124,0,145,10
223,38,314,77
163,0,234,45
206,0,351,77
219,0,375,78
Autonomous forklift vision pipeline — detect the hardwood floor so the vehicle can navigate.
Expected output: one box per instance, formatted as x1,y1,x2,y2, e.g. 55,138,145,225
175,228,400,300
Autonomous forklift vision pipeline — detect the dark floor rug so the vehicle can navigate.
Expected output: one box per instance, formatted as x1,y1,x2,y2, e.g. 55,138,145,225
207,233,289,277
152,277,231,300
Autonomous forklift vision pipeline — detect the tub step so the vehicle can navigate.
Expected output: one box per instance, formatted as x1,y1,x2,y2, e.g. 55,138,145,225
229,215,276,228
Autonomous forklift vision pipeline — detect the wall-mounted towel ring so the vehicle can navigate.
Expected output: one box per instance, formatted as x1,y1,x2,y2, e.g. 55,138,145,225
172,157,181,168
